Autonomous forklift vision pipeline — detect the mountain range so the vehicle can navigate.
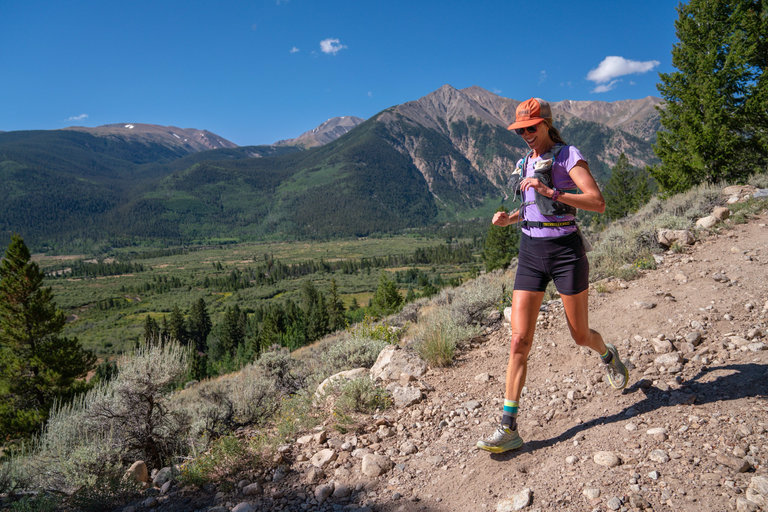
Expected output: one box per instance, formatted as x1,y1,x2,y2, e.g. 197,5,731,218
0,86,663,251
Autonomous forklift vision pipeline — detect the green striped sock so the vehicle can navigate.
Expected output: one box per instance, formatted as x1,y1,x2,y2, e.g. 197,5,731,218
502,399,518,429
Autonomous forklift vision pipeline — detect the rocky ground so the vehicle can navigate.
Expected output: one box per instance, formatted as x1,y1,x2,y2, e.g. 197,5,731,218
119,208,768,512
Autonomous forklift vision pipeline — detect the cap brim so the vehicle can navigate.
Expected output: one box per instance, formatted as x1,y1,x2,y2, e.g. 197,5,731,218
507,118,546,131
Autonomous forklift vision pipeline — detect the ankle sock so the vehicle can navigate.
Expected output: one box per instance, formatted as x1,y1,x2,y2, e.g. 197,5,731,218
502,399,518,430
600,347,613,364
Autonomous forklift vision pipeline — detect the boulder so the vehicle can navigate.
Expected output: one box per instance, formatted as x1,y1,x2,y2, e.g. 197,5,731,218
370,346,427,383
695,216,719,229
361,454,393,477
315,368,368,399
723,185,756,197
657,229,694,247
593,451,620,468
314,484,333,505
390,385,423,407
152,467,173,488
242,482,261,496
123,461,149,485
712,207,730,221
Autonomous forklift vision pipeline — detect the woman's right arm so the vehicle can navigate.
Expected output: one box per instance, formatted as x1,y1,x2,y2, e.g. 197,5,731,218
492,209,520,227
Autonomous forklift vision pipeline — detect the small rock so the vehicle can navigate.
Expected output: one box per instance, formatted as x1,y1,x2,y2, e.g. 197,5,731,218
685,332,702,345
716,453,751,472
143,497,159,508
566,390,582,400
607,496,622,510
748,342,767,352
629,493,651,509
305,466,324,484
315,484,333,505
583,488,600,499
625,422,638,432
649,450,670,463
647,427,668,442
747,327,763,339
634,301,656,310
496,488,533,511
399,441,418,455
736,497,760,512
311,449,337,468
655,352,683,366
333,483,351,498
651,337,673,353
565,455,578,465
314,430,328,444
242,482,261,496
475,372,492,382
231,504,256,512
712,207,730,221
236,479,250,489
594,451,620,468
648,470,660,480
463,400,481,411
362,454,393,477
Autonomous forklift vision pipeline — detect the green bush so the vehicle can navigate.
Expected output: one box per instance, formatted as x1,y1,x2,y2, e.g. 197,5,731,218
7,493,60,512
333,378,391,415
179,435,252,487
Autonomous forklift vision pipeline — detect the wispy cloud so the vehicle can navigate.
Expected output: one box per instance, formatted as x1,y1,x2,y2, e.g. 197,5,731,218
67,114,88,121
367,91,373,97
276,0,289,4
586,56,659,92
591,80,621,93
251,23,257,31
320,38,346,55
290,47,299,53
538,70,547,85
492,88,502,94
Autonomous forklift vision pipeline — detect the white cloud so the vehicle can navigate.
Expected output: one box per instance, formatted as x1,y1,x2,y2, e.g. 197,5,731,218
290,47,299,53
629,81,636,85
320,38,347,55
492,88,502,94
67,114,88,121
586,56,660,84
591,80,621,93
367,91,373,97
538,70,547,85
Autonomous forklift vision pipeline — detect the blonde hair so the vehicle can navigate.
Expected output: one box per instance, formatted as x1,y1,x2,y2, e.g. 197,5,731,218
543,118,566,145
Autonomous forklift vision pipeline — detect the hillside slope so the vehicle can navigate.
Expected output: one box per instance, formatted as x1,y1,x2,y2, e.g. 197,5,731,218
134,208,768,512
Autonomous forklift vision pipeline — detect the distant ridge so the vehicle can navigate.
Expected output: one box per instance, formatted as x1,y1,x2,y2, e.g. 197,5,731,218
273,116,365,148
64,123,238,153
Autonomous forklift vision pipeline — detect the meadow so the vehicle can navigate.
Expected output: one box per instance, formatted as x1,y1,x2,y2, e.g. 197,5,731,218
37,235,483,356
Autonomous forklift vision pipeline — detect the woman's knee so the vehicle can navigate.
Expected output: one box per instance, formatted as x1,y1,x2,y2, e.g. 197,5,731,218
510,332,533,354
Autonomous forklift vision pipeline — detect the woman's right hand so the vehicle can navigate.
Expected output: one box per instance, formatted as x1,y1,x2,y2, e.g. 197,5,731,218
492,211,511,226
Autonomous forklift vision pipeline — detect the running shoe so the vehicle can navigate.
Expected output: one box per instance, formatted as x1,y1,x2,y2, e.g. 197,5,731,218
604,342,629,390
476,425,523,453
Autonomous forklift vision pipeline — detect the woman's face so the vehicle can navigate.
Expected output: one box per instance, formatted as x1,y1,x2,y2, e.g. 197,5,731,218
519,122,551,153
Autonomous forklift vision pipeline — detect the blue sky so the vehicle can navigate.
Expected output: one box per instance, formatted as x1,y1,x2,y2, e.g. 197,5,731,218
0,0,680,146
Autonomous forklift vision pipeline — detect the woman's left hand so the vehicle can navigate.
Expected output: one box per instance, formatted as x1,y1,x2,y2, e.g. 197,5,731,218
520,177,551,197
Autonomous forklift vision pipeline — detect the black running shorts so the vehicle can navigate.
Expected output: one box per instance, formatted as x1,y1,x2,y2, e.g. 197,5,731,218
513,231,589,296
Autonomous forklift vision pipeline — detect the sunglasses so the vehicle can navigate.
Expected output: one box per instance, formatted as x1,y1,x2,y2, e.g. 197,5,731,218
514,125,539,135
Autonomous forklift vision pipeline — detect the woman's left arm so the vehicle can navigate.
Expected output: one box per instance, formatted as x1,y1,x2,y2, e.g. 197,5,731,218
558,160,605,213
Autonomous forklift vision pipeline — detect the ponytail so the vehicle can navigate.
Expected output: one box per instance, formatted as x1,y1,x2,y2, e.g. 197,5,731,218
544,119,566,145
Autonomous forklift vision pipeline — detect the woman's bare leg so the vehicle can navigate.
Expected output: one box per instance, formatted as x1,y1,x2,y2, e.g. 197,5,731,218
505,290,546,402
560,289,607,354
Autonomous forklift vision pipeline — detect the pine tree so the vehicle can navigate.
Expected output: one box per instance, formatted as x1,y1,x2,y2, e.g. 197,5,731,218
168,305,188,345
0,234,96,438
653,0,767,193
187,298,212,353
603,153,653,221
326,279,347,332
482,205,519,272
143,315,160,345
371,271,403,316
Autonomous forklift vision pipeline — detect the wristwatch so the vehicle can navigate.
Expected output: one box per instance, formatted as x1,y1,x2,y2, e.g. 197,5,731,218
551,188,561,201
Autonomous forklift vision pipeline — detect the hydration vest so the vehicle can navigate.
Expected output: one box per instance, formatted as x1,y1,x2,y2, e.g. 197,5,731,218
508,143,578,217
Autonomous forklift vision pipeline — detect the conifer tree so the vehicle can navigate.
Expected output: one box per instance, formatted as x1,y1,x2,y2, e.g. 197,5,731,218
653,0,767,192
603,153,653,221
168,305,188,345
187,298,212,352
0,234,96,438
371,271,403,316
482,205,519,272
326,279,347,332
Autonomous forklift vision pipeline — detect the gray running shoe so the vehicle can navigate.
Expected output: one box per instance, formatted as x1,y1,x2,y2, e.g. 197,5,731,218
476,425,523,453
604,342,629,390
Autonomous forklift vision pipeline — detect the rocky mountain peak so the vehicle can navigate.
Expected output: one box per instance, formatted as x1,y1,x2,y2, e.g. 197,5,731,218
63,123,238,152
273,116,365,148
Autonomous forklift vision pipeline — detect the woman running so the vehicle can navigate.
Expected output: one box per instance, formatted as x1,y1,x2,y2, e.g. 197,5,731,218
477,98,629,453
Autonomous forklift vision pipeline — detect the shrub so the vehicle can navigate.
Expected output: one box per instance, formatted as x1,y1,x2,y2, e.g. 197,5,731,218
179,436,252,486
7,493,60,512
415,308,480,367
332,378,391,415
316,330,388,377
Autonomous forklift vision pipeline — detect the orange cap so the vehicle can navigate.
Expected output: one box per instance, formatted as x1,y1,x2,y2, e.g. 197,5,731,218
507,98,552,130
